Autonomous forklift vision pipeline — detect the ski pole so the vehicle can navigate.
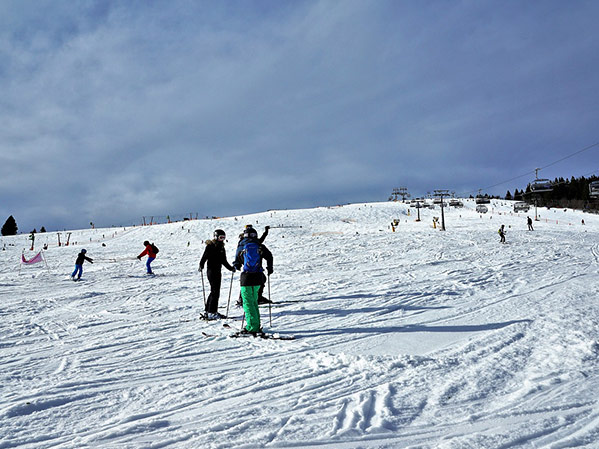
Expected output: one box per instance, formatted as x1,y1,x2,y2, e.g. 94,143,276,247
225,270,234,318
268,274,272,327
200,268,207,311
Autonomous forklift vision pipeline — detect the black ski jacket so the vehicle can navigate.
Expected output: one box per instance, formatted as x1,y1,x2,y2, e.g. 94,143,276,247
75,253,93,265
258,227,269,243
200,240,234,272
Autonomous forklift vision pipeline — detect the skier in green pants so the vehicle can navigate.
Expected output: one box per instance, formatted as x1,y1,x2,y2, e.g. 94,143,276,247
233,227,274,334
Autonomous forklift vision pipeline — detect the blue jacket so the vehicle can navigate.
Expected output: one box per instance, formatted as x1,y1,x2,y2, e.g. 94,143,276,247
233,237,273,286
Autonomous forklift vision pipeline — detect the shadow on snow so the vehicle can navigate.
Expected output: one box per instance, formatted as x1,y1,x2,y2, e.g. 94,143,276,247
292,319,532,338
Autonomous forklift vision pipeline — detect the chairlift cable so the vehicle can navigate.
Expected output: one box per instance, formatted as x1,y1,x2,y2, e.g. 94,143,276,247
538,142,599,171
455,141,599,197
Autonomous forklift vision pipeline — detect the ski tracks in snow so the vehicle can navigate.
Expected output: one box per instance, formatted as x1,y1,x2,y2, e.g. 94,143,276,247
3,202,599,448
331,383,396,437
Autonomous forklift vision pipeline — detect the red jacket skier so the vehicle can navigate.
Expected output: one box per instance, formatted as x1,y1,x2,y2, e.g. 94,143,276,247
137,241,157,274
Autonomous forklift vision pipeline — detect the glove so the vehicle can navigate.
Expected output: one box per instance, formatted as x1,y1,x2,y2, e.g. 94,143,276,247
199,265,204,272
267,266,273,275
137,256,141,260
230,267,236,273
265,226,270,231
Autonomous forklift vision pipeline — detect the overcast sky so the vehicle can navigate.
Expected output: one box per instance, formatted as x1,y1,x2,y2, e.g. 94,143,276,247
1,0,598,232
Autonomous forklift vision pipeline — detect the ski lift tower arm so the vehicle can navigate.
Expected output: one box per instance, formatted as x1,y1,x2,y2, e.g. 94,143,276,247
433,189,449,231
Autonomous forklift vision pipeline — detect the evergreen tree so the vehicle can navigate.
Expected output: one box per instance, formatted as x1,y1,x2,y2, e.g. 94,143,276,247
1,216,18,236
40,226,47,233
513,189,522,201
505,190,512,200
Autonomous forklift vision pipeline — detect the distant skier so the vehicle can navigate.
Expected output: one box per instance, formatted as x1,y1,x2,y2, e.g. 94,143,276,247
233,226,274,334
137,241,158,274
527,216,534,231
236,225,271,306
199,229,235,320
71,249,93,280
498,225,506,244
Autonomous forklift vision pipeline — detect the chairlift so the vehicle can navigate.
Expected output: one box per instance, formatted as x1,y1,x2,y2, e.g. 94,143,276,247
475,195,490,205
530,178,553,193
589,181,599,199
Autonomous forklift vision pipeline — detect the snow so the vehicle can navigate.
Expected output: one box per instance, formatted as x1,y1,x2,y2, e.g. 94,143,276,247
2,199,599,448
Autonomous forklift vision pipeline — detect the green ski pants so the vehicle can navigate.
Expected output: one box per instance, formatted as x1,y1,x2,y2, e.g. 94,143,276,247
241,285,261,332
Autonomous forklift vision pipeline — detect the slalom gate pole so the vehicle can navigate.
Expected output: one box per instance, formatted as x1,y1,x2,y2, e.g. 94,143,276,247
268,275,272,327
225,270,234,318
200,268,207,311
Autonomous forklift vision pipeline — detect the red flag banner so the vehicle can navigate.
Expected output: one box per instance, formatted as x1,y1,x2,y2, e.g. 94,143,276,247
22,252,44,265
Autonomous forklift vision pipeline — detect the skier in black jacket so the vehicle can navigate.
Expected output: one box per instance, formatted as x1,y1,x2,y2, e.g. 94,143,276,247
199,229,235,320
498,224,506,243
71,249,93,280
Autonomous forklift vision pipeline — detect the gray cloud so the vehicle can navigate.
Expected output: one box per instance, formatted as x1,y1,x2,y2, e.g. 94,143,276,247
1,0,598,231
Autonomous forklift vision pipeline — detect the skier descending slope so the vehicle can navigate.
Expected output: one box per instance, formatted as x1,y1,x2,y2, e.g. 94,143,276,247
498,225,506,244
199,229,235,320
71,249,93,281
137,241,158,274
233,227,273,335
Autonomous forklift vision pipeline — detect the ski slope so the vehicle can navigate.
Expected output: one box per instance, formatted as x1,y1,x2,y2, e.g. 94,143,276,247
2,200,599,448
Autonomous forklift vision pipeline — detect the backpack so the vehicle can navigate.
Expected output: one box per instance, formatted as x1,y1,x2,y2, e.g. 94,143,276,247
242,241,261,273
151,243,159,254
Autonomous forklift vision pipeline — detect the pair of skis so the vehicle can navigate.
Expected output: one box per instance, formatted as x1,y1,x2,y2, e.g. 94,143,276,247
230,331,295,340
200,321,295,340
201,331,295,340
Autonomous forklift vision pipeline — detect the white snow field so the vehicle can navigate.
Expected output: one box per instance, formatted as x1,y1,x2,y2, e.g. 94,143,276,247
2,199,599,449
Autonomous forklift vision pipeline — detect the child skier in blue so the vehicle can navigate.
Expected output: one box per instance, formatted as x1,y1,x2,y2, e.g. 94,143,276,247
71,249,93,280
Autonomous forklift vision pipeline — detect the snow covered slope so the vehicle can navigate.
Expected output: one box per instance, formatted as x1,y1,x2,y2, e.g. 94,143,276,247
2,200,599,448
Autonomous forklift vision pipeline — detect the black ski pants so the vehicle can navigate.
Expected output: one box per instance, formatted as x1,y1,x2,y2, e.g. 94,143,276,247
206,269,222,314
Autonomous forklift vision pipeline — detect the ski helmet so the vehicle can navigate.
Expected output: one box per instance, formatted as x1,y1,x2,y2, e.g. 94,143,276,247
243,227,258,238
81,249,87,253
214,229,226,240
